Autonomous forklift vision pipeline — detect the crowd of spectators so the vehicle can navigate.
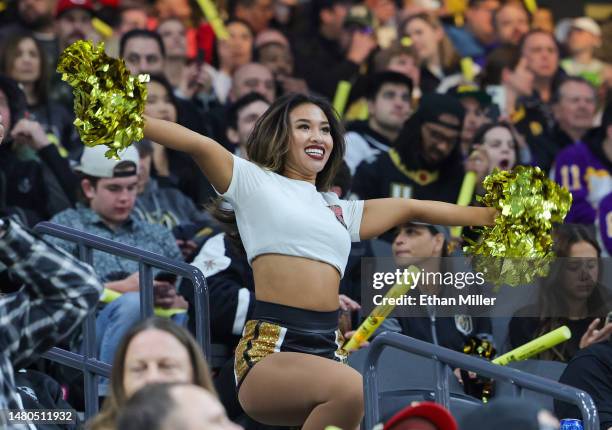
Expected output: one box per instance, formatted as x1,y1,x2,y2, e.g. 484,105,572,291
1,0,612,428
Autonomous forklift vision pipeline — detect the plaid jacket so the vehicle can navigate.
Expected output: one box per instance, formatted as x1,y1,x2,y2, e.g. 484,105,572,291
0,218,103,428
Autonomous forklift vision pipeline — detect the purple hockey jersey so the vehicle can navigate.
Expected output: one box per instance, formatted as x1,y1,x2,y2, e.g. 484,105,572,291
553,142,612,224
597,191,612,255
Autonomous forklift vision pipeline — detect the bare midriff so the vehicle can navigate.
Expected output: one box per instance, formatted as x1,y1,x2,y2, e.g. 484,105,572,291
252,254,341,311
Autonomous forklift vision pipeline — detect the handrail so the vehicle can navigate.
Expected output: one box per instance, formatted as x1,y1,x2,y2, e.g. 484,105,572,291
363,332,599,430
34,221,210,419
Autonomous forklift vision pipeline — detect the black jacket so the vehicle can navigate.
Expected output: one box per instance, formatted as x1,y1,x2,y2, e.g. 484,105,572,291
555,340,612,430
14,369,81,430
0,145,72,226
398,315,492,353
181,232,255,348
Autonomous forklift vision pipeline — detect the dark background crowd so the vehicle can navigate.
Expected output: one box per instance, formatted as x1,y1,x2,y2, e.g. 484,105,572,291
1,0,612,428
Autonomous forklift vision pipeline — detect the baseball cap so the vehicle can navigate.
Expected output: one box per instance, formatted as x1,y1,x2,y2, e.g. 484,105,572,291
571,17,601,37
447,84,492,107
384,402,458,430
344,4,375,31
402,222,450,240
418,94,465,132
254,29,290,49
56,0,94,18
75,145,139,178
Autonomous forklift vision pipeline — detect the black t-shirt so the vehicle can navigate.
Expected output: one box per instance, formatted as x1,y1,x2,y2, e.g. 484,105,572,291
554,340,612,430
399,315,492,353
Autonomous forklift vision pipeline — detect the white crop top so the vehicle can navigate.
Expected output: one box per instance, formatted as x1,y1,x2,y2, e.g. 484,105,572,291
218,155,364,277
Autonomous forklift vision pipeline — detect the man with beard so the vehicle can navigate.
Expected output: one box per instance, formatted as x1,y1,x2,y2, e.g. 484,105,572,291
55,0,94,52
493,2,530,46
351,94,465,240
49,0,95,111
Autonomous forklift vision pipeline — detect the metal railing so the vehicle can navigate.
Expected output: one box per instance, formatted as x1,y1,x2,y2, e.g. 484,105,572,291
364,332,599,430
34,222,210,419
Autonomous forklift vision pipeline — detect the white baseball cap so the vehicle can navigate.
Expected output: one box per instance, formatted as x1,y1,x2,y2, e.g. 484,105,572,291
75,145,139,178
571,17,602,37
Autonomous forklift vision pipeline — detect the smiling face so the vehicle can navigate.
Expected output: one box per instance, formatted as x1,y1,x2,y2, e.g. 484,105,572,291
283,103,334,182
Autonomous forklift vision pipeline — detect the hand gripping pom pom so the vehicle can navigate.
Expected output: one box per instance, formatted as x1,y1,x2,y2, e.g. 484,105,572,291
57,40,149,159
464,166,572,286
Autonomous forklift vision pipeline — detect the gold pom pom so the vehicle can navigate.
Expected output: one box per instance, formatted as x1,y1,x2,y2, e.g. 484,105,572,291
464,166,572,286
57,40,149,159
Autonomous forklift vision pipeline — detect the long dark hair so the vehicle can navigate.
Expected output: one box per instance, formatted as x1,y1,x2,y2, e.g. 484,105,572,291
209,93,346,245
147,74,180,112
0,32,49,105
536,224,610,361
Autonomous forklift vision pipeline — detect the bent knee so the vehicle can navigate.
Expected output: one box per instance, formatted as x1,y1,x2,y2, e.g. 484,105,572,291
331,368,364,411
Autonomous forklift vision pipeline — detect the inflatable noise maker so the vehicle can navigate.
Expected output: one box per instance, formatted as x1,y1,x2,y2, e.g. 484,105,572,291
492,325,572,365
461,326,572,401
342,265,421,352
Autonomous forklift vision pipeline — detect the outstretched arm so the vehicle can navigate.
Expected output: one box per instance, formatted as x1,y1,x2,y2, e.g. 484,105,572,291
144,115,234,193
359,198,497,240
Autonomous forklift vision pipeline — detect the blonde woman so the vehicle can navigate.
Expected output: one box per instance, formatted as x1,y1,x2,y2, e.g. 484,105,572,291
402,13,476,93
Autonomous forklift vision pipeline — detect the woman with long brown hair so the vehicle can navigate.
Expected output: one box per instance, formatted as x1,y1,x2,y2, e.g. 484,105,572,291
0,33,79,159
509,224,612,362
88,317,215,430
142,92,496,428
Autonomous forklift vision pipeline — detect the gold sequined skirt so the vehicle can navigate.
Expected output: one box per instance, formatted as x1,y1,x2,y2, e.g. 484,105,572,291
234,301,347,388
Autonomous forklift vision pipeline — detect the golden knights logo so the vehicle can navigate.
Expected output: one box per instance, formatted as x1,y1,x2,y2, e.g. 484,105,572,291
454,314,473,336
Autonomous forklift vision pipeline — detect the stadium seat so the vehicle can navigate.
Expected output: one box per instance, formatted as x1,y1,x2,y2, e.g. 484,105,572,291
349,347,482,423
495,360,567,411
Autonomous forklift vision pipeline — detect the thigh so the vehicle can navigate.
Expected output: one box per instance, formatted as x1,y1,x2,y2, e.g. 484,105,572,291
237,351,363,427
